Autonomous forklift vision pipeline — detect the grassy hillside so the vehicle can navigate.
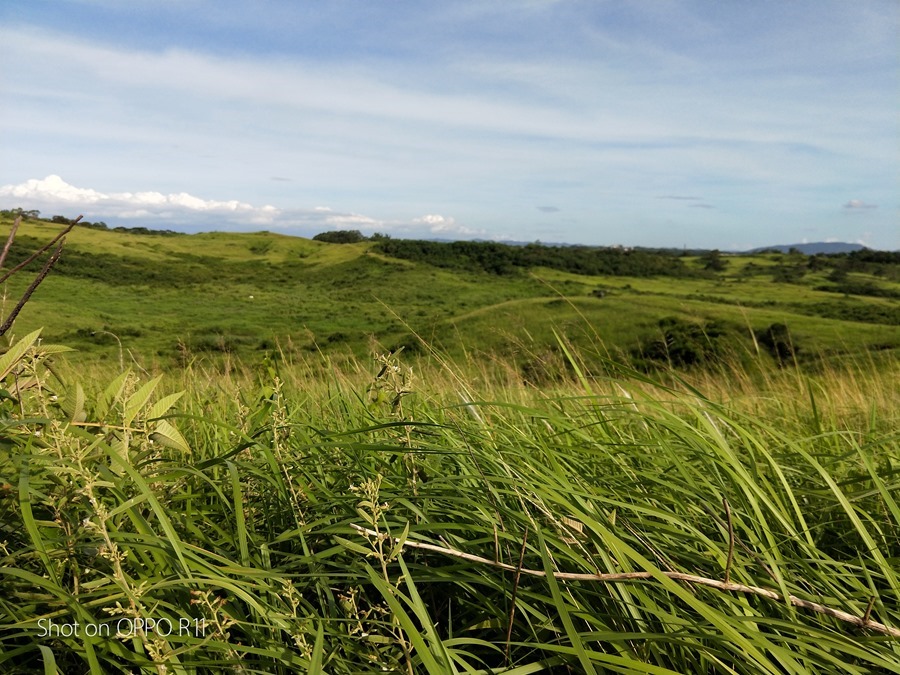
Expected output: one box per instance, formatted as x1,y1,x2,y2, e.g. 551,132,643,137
0,215,897,377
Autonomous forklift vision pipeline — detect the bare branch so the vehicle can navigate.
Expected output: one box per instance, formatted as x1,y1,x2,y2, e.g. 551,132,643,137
0,216,22,270
349,523,900,638
0,240,65,337
0,215,81,285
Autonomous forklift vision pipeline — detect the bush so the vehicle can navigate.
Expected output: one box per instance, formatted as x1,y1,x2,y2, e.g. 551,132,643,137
771,264,806,284
755,322,798,365
312,230,367,244
636,317,740,368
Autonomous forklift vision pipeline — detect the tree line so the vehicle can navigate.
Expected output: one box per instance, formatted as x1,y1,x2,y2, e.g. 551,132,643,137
370,239,695,277
1,209,182,236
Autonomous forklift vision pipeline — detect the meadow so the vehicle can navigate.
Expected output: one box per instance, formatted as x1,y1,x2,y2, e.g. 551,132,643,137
0,214,898,673
0,215,897,375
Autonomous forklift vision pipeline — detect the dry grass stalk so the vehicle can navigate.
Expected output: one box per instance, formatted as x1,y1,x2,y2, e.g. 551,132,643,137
350,523,900,638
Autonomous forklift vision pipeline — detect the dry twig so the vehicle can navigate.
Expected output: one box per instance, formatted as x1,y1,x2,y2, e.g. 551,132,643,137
349,523,900,638
0,216,81,285
0,216,22,270
0,241,64,337
505,527,529,666
0,215,82,337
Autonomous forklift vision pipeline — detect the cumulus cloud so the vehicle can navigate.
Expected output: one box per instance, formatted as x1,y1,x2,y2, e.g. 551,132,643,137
0,175,280,223
843,199,877,209
0,175,490,239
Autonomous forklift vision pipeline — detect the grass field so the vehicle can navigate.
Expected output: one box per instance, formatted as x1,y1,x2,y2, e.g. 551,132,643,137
0,215,898,672
0,215,897,377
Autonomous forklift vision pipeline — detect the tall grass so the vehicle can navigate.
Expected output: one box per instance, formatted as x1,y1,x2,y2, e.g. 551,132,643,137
1,333,898,673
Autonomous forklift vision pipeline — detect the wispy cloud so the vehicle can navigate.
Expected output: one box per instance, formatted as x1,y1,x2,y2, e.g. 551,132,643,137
408,214,488,237
657,195,715,209
843,199,878,209
536,205,560,213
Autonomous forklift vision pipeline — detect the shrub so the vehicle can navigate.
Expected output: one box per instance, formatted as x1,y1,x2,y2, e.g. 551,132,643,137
312,230,367,244
636,317,740,368
755,322,798,365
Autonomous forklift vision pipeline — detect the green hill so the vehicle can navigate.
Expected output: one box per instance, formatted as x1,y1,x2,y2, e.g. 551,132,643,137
1,215,897,374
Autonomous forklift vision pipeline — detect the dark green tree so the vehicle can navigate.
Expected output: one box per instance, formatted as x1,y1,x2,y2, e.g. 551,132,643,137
702,249,728,272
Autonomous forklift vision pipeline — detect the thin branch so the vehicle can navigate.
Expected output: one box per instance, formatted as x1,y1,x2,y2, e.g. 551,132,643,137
349,523,900,638
505,527,528,666
0,241,65,337
0,216,81,285
863,597,876,624
68,421,144,433
723,497,735,585
0,216,22,270
701,502,777,582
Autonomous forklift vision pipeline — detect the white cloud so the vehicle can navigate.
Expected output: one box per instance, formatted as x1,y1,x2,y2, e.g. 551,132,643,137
0,175,279,222
410,213,487,237
0,175,492,239
414,214,453,227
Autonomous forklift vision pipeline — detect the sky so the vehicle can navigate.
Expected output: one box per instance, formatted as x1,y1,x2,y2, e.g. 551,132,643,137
1,0,897,250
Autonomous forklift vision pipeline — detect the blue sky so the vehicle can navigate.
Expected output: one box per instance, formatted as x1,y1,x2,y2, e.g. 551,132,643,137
1,0,897,249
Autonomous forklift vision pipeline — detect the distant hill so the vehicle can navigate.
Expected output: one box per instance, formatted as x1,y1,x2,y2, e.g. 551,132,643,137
745,242,866,255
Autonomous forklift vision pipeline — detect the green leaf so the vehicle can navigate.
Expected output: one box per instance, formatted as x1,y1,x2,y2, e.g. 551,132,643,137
36,645,58,675
390,521,410,560
18,459,59,586
71,383,86,423
147,391,184,420
95,370,130,420
150,419,190,453
306,621,325,675
35,344,74,356
537,529,597,675
228,461,250,567
0,328,42,380
333,536,372,556
108,434,129,475
124,375,163,425
365,564,453,675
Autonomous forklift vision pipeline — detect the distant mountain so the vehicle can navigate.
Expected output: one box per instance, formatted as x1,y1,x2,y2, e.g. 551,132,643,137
745,242,867,255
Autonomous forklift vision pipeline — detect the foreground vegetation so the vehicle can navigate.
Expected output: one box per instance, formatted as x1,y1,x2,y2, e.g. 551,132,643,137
1,330,898,673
